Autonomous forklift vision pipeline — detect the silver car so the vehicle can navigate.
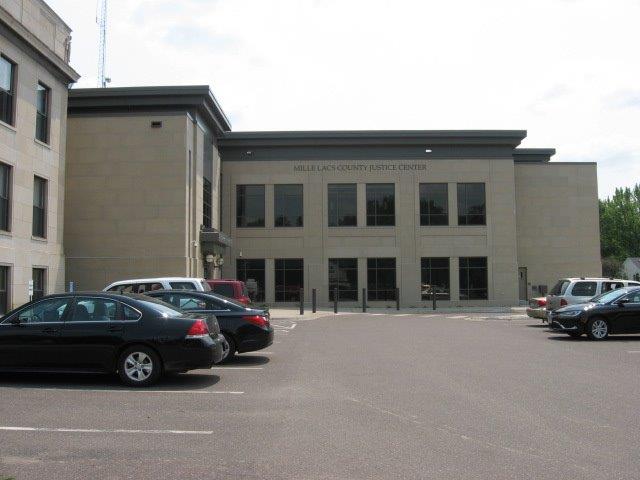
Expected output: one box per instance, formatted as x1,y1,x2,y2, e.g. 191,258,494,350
546,277,640,314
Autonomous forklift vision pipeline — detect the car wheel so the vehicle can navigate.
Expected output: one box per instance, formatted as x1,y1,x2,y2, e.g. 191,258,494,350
586,318,609,341
221,333,236,363
118,346,162,387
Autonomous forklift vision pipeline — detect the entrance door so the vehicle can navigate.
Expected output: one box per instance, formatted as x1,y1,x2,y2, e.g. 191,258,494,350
518,267,528,302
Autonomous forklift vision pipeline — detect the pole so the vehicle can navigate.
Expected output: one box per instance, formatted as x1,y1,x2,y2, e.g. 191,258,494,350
333,288,338,314
312,288,317,313
432,288,437,310
362,288,366,312
396,288,400,311
299,288,304,315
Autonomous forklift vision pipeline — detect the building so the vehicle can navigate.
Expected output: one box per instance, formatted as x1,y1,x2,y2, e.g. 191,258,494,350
0,0,79,312
622,258,640,281
65,86,602,307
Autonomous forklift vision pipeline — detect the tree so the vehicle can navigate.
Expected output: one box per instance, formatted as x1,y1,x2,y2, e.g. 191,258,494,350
601,256,622,278
599,184,640,260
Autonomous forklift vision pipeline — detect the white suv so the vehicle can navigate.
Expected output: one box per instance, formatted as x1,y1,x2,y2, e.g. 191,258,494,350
104,277,212,294
546,277,640,313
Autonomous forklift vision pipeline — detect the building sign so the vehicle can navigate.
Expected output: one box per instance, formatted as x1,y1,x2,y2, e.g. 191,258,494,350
293,163,427,173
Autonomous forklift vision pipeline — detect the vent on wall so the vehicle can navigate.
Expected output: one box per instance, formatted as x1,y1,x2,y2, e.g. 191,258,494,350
151,121,163,128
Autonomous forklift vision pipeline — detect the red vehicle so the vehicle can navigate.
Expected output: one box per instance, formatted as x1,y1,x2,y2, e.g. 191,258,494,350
206,279,251,305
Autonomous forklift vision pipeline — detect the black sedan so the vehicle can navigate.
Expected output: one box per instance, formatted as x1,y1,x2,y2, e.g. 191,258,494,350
549,287,640,340
0,293,226,386
145,290,273,362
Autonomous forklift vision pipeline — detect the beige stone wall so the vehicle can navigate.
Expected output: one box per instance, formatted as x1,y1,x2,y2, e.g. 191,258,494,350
0,24,69,309
220,158,520,307
65,114,192,290
515,162,601,297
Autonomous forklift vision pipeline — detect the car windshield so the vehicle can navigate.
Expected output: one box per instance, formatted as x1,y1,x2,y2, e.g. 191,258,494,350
550,280,570,295
590,288,629,304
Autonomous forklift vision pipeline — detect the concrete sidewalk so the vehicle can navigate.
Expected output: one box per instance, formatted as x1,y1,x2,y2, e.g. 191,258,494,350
268,306,527,320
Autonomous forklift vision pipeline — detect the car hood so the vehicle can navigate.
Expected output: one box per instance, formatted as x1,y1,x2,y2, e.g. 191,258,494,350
555,302,594,314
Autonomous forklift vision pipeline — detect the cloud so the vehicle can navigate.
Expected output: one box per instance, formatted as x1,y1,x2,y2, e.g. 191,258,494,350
163,25,240,52
608,90,640,109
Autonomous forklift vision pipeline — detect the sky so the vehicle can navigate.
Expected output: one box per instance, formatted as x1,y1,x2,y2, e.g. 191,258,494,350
48,0,640,199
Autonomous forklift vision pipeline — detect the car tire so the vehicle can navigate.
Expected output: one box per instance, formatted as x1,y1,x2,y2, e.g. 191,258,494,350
117,345,162,387
586,317,609,341
221,333,236,363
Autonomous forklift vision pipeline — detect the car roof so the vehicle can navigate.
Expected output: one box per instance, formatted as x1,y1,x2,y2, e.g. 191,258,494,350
560,278,633,282
106,277,205,285
208,279,241,283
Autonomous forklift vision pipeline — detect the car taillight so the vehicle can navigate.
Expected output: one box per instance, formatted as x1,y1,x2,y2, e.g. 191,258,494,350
560,298,568,307
186,319,209,338
243,315,269,328
537,298,547,307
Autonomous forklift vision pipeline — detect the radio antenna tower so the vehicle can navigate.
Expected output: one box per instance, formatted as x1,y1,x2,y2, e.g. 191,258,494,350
96,0,109,87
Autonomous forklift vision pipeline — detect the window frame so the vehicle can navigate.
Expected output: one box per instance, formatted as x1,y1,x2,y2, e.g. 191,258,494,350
328,258,359,301
367,258,397,301
0,162,11,232
203,177,212,228
457,183,486,226
0,265,10,316
274,184,303,228
35,81,51,144
419,183,449,226
328,183,357,227
274,258,304,302
236,258,266,302
32,175,47,238
236,184,265,228
459,257,488,300
366,183,395,227
420,257,450,301
0,55,17,127
32,267,46,300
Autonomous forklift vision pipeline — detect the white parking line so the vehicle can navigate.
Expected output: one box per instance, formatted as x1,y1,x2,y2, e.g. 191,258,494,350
3,388,244,394
0,426,213,435
211,367,263,370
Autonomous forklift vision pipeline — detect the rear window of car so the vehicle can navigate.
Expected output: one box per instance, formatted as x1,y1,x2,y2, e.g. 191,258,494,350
170,282,196,290
213,283,235,298
570,281,597,297
550,280,570,296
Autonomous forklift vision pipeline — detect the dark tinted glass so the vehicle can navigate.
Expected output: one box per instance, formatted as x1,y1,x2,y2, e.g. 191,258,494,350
236,185,265,227
275,259,304,301
366,184,395,226
32,176,47,238
168,282,195,290
571,282,597,297
213,283,235,298
328,258,358,301
419,183,448,226
275,184,303,227
237,259,265,302
0,162,10,231
35,83,49,143
17,297,70,324
0,57,15,125
367,258,397,301
328,184,357,227
71,297,118,322
165,293,207,311
457,183,486,225
459,257,488,300
0,265,8,315
421,257,450,300
203,178,212,228
32,268,45,300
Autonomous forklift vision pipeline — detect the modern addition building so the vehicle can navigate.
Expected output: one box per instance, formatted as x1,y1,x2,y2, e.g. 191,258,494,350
0,0,79,312
65,86,602,307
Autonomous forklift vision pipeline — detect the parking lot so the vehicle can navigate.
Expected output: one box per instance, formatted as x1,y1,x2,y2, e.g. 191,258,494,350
1,311,640,480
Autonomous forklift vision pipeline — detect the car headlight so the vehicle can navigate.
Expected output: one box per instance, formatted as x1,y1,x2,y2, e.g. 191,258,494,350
558,310,581,317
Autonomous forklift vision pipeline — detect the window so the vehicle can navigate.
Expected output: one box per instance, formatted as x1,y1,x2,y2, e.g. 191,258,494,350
212,283,235,298
164,293,207,311
32,268,46,300
236,185,265,227
0,266,8,315
366,184,395,226
328,258,358,301
168,282,194,290
457,183,486,225
571,281,597,297
237,259,265,302
32,176,47,238
203,178,212,228
35,83,50,143
122,304,142,321
419,183,448,226
623,291,640,303
550,280,570,296
0,56,15,126
275,259,304,302
275,184,303,227
459,257,488,300
0,162,10,231
70,297,118,322
16,297,71,324
602,282,624,292
421,258,450,300
367,258,396,301
328,184,357,227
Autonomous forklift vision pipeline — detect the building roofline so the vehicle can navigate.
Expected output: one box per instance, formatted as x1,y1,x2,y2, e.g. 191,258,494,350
40,0,73,32
68,85,232,134
512,148,556,163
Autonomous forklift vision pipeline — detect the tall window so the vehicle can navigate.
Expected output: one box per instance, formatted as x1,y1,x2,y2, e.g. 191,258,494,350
35,83,50,143
419,183,448,226
0,162,10,232
0,265,8,315
32,176,47,238
328,184,357,227
32,268,46,300
275,259,304,301
457,183,486,225
328,258,358,301
203,178,212,228
367,258,396,301
366,184,395,226
236,259,265,302
236,185,265,227
459,257,488,300
421,258,450,300
275,184,303,227
0,56,15,126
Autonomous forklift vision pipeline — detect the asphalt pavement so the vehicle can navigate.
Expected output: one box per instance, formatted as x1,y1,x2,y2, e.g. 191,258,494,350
1,312,639,479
